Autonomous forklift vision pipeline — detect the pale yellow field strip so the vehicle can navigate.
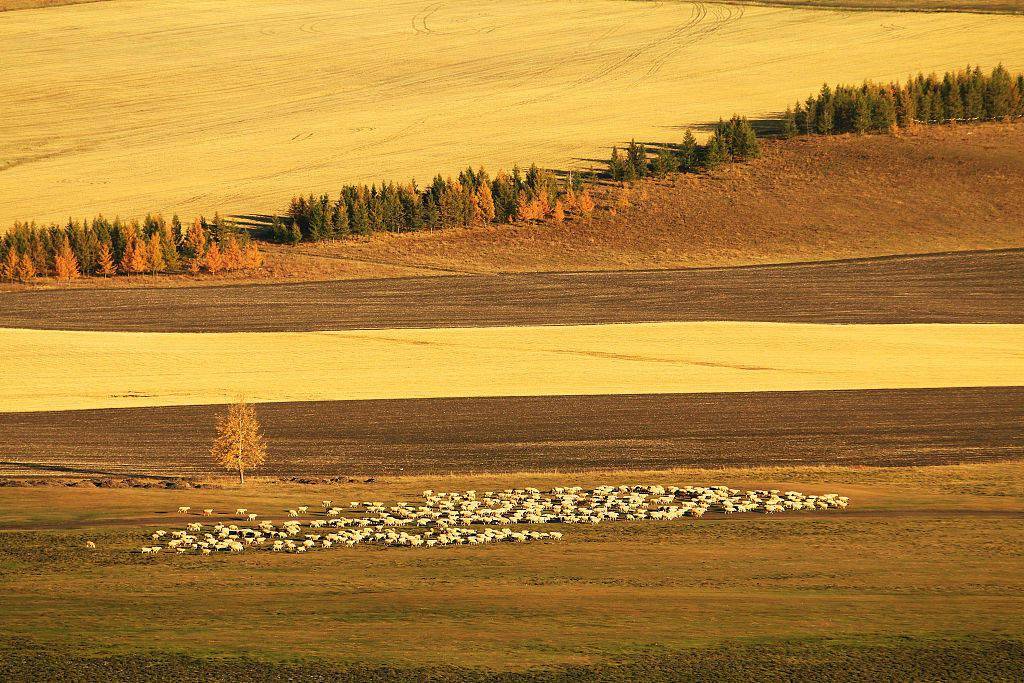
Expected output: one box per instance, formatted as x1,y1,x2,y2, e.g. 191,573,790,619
2,0,1022,226
0,321,1021,413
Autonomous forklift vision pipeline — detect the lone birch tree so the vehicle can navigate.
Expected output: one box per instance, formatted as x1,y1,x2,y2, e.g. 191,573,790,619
211,399,267,485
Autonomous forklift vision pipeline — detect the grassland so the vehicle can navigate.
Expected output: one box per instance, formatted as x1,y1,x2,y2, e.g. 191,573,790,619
1,1,1022,227
1,321,1021,412
0,462,1021,678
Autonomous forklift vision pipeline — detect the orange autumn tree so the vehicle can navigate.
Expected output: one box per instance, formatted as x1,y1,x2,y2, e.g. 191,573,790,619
210,399,268,485
147,234,165,275
16,253,36,283
96,242,116,277
1,249,19,282
54,237,80,282
222,237,244,270
204,241,225,274
121,235,149,275
186,218,208,274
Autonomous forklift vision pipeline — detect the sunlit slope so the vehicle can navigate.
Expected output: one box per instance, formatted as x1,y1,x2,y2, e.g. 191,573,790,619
1,0,1022,226
1,321,1021,412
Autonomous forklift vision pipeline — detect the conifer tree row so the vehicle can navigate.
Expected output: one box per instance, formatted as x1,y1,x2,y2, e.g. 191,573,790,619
0,213,262,283
607,116,760,181
788,65,1023,136
276,164,596,243
5,64,1022,266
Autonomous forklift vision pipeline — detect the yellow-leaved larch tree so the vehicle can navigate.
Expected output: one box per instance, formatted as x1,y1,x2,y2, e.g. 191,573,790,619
210,399,268,485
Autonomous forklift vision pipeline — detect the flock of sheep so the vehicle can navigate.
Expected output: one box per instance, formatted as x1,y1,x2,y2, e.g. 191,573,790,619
137,484,849,555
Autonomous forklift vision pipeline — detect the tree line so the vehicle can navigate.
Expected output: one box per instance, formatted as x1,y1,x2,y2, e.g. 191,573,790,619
783,64,1024,136
276,165,596,243
0,214,262,283
607,115,761,181
5,64,1022,271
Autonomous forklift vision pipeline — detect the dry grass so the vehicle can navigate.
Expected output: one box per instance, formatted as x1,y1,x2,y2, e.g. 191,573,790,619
0,321,1021,412
0,461,1021,671
1,1,1022,227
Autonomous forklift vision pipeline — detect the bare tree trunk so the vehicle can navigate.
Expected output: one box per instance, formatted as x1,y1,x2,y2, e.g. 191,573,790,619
239,464,244,485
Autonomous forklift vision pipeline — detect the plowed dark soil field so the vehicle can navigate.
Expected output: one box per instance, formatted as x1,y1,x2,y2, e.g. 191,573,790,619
1,249,1021,331
1,387,1019,478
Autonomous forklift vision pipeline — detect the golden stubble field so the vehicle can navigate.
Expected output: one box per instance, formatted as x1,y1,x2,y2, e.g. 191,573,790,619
2,0,1023,226
0,321,1022,412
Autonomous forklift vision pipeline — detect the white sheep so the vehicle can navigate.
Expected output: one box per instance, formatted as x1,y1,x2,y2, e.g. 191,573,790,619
177,506,191,514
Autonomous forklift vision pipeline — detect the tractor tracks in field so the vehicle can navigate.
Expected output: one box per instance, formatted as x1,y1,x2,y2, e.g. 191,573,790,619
512,2,745,107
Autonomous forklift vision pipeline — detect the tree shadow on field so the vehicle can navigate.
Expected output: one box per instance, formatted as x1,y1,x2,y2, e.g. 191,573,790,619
682,113,791,138
227,213,286,240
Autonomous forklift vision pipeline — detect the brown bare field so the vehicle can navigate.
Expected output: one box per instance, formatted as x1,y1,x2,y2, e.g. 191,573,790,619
2,249,1021,331
2,2,1022,227
1,387,1020,478
0,462,1021,677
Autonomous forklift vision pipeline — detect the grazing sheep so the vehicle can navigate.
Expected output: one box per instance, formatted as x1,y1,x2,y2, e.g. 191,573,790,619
85,541,96,549
202,509,214,516
177,506,191,514
247,513,258,522
141,483,847,557
235,508,247,516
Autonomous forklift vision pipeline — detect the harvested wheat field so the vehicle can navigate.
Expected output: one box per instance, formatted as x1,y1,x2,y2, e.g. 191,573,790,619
2,0,1023,226
1,321,1022,412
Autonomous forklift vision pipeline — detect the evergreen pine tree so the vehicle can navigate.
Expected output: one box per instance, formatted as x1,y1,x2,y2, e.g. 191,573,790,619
626,139,647,178
651,147,678,176
678,130,699,171
781,106,798,138
852,95,872,133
